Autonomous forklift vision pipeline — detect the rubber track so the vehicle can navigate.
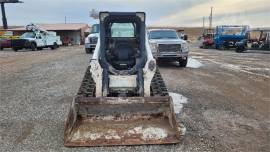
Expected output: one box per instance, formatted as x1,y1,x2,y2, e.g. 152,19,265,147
77,66,168,97
150,67,169,96
77,66,96,97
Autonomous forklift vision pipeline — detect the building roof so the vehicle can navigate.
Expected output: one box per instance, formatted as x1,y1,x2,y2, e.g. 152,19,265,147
0,26,23,30
9,23,89,31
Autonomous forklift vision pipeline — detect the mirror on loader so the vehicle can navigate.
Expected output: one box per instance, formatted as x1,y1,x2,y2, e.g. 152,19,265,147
64,12,181,147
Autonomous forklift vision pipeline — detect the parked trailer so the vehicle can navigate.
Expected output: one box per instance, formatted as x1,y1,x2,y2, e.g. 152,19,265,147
214,25,249,50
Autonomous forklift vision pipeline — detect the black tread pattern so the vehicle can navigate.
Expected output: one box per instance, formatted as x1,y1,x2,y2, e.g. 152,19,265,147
77,66,96,97
150,67,169,96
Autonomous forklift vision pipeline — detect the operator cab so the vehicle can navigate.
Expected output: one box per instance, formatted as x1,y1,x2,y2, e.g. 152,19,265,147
99,12,146,73
106,23,138,70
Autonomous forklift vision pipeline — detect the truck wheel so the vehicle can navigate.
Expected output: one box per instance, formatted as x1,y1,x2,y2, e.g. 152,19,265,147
13,48,18,52
37,47,43,50
0,47,3,50
235,47,246,53
85,48,92,54
219,45,224,50
235,49,243,53
202,45,209,49
31,43,37,51
179,58,188,67
216,45,224,50
51,43,57,50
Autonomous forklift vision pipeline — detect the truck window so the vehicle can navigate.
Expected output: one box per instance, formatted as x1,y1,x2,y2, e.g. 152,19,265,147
149,30,178,39
91,24,100,33
20,32,35,38
111,23,135,37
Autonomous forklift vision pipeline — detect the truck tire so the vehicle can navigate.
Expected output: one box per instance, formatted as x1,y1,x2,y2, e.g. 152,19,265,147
85,48,92,54
13,48,18,52
235,46,246,53
218,46,224,50
0,47,3,50
235,49,244,53
51,43,58,50
37,47,43,50
179,58,188,67
31,43,37,51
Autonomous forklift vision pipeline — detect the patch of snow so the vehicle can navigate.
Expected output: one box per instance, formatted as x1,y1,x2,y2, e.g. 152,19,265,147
187,58,203,68
222,63,241,71
169,92,188,114
206,59,270,78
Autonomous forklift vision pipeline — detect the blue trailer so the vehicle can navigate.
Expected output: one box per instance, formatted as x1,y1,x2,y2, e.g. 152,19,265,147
214,25,249,50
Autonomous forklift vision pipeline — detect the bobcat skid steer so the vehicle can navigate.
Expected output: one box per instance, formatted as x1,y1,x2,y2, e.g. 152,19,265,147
64,12,181,146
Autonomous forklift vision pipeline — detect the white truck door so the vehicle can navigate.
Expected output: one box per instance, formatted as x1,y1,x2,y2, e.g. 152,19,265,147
36,34,45,47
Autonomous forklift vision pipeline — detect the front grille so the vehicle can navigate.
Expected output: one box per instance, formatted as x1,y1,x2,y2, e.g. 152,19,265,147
89,37,98,44
158,44,181,52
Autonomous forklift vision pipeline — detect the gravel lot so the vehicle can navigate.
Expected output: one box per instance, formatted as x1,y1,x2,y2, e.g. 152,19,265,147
0,45,269,152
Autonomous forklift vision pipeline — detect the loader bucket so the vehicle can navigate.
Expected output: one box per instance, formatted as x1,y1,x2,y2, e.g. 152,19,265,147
64,96,181,146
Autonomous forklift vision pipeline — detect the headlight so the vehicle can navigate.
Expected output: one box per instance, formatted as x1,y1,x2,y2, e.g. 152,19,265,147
150,43,158,52
90,37,98,44
181,43,188,52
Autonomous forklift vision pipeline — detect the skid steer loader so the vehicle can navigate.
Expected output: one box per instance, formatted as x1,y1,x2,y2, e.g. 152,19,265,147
64,12,181,146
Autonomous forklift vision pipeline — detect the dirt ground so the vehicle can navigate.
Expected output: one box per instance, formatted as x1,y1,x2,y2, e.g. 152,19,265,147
0,45,269,152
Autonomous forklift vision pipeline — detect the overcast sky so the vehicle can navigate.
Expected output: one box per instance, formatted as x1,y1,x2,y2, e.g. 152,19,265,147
2,0,270,27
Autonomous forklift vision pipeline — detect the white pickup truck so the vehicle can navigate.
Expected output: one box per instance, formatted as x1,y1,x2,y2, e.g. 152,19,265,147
148,29,189,67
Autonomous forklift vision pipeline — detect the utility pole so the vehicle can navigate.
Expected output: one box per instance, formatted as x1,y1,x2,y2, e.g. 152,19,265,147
203,17,205,30
209,6,213,29
1,0,23,29
65,16,66,24
1,2,7,29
